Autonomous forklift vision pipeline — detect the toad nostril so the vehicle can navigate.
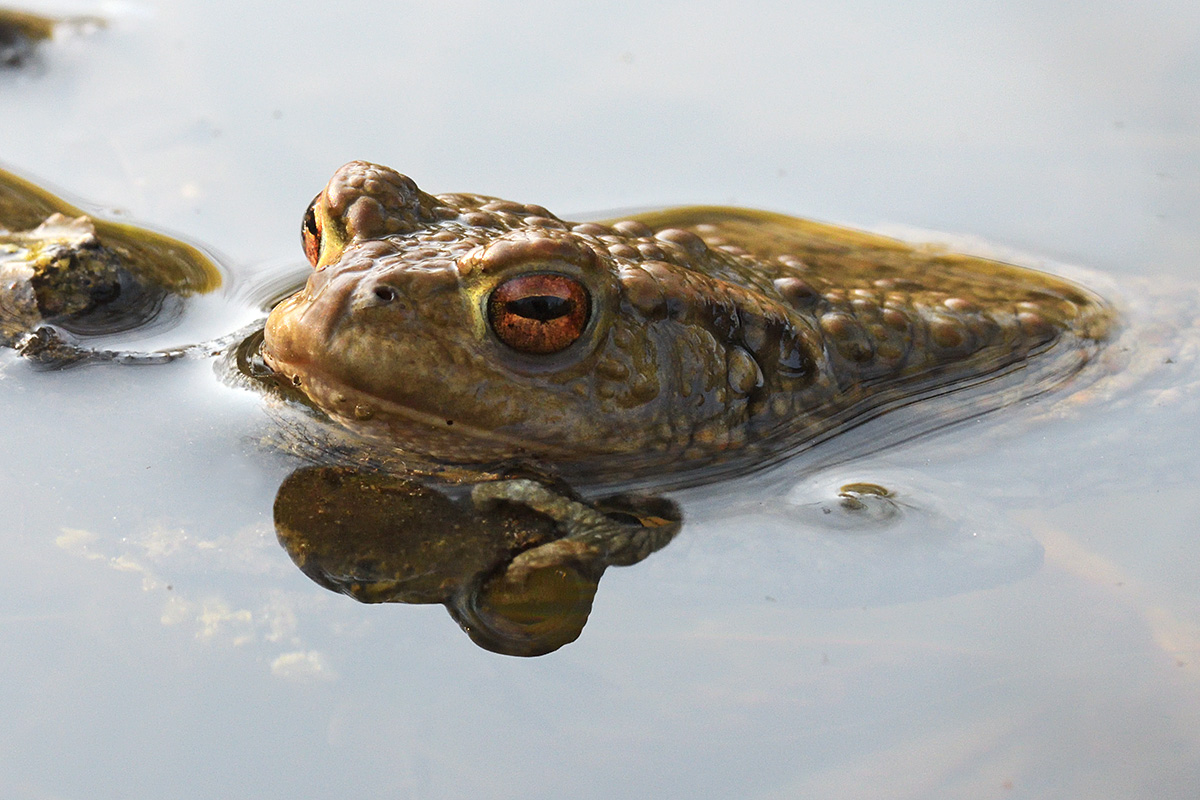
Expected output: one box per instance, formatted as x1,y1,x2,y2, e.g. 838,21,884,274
373,285,398,303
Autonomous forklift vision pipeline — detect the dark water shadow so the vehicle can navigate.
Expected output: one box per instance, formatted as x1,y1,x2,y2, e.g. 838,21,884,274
274,466,681,656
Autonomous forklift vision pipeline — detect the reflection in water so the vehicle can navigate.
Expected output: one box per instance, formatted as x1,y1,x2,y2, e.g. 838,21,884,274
274,467,680,656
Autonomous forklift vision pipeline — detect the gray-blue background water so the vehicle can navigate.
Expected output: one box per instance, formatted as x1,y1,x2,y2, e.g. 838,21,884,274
2,2,1198,798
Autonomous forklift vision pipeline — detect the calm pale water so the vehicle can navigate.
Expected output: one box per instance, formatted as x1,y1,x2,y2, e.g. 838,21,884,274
2,2,1199,798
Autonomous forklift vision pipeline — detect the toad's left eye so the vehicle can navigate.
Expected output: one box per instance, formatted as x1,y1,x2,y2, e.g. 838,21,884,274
301,194,322,267
487,274,590,355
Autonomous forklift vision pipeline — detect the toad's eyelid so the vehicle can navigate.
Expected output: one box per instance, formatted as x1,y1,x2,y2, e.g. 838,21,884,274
301,196,323,267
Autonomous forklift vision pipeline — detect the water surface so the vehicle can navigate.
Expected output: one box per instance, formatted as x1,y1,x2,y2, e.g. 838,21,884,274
1,2,1198,798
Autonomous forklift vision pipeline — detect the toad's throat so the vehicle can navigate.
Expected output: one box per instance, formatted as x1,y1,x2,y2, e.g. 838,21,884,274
265,353,585,465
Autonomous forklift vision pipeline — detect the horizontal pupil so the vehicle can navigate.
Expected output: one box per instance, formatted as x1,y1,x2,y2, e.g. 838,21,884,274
506,295,573,322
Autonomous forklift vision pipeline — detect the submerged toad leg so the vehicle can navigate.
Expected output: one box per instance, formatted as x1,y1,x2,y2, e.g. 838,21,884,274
471,479,682,575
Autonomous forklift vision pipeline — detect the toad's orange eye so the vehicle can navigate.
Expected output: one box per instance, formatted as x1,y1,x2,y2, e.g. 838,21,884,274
487,274,590,355
301,194,322,267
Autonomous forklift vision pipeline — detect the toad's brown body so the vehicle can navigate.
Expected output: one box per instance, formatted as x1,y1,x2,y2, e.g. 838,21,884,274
262,161,1115,487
